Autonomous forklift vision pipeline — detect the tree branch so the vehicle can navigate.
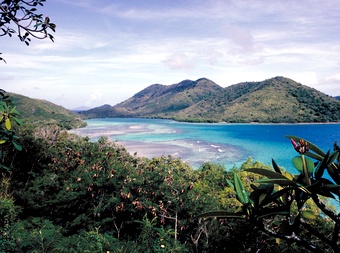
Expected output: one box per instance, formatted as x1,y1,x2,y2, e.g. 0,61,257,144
258,222,323,253
312,195,340,223
300,219,335,250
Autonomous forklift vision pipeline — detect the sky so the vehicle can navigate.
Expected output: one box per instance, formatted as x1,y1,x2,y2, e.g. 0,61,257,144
1,0,340,109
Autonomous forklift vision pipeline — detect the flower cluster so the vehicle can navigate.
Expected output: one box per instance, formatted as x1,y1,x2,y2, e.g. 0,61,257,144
291,139,309,154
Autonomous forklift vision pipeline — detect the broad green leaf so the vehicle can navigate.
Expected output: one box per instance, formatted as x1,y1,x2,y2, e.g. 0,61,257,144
234,173,249,204
292,156,314,176
226,179,235,191
255,178,297,186
5,118,11,130
255,179,310,193
283,171,294,180
245,168,289,180
305,151,323,161
301,210,318,220
0,140,6,144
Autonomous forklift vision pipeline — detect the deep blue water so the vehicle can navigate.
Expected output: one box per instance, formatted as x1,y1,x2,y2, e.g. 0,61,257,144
70,118,340,176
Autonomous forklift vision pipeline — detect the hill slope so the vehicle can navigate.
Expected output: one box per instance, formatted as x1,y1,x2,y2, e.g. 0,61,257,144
81,77,340,123
9,93,85,129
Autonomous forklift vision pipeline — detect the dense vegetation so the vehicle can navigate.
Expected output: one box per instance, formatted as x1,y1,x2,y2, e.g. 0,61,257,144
80,76,340,123
2,2,338,251
9,93,85,129
1,91,340,252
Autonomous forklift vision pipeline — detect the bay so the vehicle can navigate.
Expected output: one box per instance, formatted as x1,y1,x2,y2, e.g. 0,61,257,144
70,118,340,174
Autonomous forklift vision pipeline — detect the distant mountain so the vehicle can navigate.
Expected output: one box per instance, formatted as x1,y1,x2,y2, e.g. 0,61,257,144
71,106,91,112
336,96,340,101
80,77,340,123
9,93,85,129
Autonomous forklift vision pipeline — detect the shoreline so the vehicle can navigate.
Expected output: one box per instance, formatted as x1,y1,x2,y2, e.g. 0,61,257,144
81,117,340,126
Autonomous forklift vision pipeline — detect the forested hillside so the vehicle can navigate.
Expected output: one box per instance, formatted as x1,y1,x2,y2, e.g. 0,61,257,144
9,93,85,129
81,76,340,123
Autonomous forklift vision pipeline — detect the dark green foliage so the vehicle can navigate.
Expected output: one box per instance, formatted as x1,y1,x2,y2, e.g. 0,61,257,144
0,90,22,171
200,136,340,253
9,93,86,129
0,92,338,252
5,126,200,250
0,0,56,61
3,124,336,252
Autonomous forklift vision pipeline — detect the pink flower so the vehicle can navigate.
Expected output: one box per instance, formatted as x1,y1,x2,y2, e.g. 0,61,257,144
291,139,309,154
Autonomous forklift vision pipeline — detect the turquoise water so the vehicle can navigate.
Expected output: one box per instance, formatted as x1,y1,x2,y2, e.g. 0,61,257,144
70,118,340,175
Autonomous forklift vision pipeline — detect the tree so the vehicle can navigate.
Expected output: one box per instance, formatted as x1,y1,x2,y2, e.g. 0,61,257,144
0,0,55,62
0,91,22,251
199,136,340,252
0,89,22,170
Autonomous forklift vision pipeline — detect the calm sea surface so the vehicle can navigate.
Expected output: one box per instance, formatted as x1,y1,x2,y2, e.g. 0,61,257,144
70,118,340,175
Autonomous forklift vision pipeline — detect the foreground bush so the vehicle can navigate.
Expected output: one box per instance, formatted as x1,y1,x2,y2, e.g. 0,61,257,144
200,136,339,253
0,105,337,252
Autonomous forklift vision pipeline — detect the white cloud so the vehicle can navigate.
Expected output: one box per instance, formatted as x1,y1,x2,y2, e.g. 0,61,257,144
163,53,196,70
1,0,340,108
90,91,103,102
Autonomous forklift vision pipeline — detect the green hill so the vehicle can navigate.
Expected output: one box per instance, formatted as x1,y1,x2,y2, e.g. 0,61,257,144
80,76,340,123
9,93,85,129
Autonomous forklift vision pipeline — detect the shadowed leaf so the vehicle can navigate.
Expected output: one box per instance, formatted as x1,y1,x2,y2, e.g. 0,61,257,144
272,159,282,174
314,151,330,180
245,168,289,180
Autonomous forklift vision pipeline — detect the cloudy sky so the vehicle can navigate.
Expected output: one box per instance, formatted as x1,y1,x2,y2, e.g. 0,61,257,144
1,0,340,109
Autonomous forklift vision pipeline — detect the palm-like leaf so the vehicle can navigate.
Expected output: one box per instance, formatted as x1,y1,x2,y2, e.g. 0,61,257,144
234,173,249,204
314,151,330,180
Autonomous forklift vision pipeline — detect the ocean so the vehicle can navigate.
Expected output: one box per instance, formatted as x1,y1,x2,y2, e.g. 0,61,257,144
69,118,340,174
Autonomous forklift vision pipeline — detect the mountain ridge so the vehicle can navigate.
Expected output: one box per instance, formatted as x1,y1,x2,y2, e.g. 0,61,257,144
80,76,340,123
9,93,85,129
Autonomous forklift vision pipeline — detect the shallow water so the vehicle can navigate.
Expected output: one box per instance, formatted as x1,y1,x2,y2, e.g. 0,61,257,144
69,118,340,210
69,118,340,173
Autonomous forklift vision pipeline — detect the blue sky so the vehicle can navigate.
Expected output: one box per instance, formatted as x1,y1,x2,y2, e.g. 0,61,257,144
1,0,340,109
